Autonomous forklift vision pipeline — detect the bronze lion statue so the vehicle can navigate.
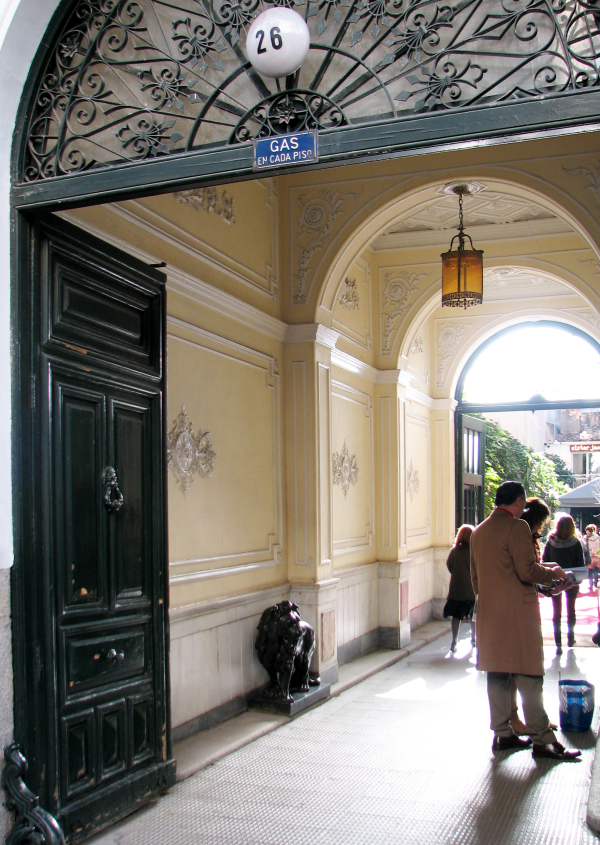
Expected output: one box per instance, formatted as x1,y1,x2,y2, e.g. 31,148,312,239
255,600,318,702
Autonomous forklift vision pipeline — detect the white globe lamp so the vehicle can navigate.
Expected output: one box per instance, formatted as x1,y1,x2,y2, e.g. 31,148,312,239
246,7,310,78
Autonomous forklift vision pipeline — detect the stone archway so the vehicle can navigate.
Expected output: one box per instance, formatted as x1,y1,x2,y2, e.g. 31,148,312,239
312,173,600,368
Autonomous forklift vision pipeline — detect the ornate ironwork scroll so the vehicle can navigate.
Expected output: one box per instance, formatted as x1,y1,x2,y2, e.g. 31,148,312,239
167,405,215,492
23,0,600,181
3,744,65,845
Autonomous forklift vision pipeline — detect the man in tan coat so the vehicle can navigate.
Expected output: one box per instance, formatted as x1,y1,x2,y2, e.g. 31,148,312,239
471,481,581,761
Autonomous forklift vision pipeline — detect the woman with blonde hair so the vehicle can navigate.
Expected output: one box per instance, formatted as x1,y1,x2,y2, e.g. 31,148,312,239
542,514,584,654
443,524,476,652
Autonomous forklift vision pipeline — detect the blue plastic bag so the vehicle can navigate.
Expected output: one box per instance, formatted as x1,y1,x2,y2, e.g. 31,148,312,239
559,680,595,732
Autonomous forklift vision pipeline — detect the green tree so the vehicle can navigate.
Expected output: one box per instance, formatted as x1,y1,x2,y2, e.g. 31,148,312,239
545,452,576,488
482,419,570,517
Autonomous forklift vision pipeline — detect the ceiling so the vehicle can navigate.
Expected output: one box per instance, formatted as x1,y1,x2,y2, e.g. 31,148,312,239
371,188,571,251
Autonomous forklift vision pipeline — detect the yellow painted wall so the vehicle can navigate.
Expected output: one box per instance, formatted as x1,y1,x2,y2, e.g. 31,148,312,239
331,367,375,569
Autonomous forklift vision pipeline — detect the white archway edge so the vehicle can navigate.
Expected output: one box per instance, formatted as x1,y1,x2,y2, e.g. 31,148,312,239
399,263,596,362
447,308,600,401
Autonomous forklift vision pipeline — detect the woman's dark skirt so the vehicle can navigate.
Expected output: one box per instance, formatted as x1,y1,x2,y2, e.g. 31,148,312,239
443,599,475,620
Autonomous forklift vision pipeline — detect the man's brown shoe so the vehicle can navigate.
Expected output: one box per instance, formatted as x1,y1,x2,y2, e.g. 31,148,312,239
492,734,532,752
532,741,581,761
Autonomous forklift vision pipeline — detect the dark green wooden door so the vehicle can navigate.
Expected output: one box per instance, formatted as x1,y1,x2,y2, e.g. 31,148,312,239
13,214,175,842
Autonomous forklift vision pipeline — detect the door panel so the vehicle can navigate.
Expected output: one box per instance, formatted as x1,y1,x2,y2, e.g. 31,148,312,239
63,710,95,799
65,627,147,694
111,400,151,603
57,380,107,613
129,693,155,766
98,700,127,782
14,213,175,843
45,236,161,375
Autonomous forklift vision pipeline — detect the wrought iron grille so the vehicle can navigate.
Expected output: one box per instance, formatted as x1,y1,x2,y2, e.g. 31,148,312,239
23,0,600,181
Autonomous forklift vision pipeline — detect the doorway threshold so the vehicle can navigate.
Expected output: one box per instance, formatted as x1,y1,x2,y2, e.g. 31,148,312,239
173,618,451,783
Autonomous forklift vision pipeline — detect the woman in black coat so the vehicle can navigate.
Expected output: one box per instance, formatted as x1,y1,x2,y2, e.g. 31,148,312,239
542,514,584,654
443,524,476,652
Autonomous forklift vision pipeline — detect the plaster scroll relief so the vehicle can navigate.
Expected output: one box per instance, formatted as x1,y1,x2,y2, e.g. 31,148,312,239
409,336,424,356
167,405,216,494
483,267,573,302
174,187,235,224
332,256,372,351
293,189,362,304
339,277,360,310
380,269,430,355
435,322,472,388
579,258,600,277
564,162,600,207
332,441,359,498
571,306,600,335
407,460,420,501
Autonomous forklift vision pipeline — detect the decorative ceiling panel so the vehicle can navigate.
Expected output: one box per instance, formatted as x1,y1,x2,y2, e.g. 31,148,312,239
384,190,556,234
483,266,573,300
23,0,600,181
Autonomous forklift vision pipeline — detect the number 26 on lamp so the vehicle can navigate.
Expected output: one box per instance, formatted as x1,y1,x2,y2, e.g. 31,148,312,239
246,8,310,79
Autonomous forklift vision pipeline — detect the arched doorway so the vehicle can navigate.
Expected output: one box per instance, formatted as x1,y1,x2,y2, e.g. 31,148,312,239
8,2,600,842
454,320,600,529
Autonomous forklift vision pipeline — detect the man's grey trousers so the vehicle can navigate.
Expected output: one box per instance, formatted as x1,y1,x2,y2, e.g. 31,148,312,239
487,671,556,745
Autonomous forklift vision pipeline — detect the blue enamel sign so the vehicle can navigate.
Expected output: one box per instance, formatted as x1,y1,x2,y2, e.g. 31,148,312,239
253,130,318,170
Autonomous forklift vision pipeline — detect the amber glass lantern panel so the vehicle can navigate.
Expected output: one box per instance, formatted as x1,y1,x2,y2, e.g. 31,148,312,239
441,248,483,308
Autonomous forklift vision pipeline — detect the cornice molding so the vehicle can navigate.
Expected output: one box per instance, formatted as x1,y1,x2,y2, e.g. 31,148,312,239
167,266,288,341
434,398,459,411
376,369,413,387
405,390,458,410
330,349,377,381
330,354,431,390
371,217,572,252
285,323,340,348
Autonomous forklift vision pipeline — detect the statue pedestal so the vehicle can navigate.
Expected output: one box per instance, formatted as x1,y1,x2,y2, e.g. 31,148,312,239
249,682,330,716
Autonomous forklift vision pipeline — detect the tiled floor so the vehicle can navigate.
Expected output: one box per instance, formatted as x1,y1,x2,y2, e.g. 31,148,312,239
90,632,600,845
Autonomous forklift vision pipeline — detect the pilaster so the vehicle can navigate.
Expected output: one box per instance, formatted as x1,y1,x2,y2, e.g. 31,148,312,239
378,561,411,648
284,324,338,679
290,578,340,683
430,400,458,546
374,369,411,562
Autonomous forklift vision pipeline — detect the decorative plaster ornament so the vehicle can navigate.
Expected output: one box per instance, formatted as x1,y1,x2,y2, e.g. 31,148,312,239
294,189,361,303
407,460,419,500
564,163,600,207
339,277,359,310
167,406,215,493
436,322,470,387
332,441,359,498
246,8,310,79
174,187,235,223
381,270,427,353
409,336,424,355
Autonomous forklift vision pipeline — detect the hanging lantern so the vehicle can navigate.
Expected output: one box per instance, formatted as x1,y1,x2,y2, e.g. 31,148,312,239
441,185,483,309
